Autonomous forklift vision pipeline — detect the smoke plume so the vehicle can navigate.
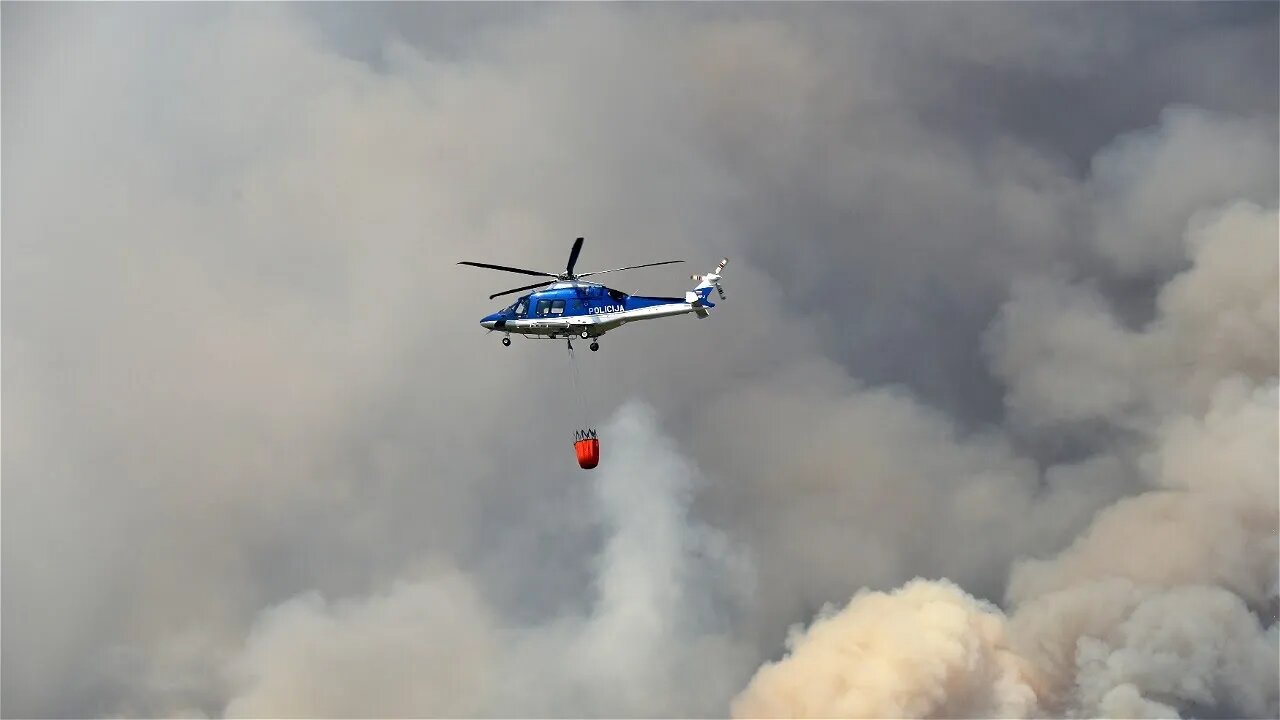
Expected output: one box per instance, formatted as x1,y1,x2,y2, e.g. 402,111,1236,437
3,3,1276,718
225,402,757,718
734,201,1279,717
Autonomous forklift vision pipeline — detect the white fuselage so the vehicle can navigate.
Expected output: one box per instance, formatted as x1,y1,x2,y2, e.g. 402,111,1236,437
481,298,703,338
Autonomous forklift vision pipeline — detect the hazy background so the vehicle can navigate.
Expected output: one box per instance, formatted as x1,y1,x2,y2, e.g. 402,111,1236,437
3,3,1277,717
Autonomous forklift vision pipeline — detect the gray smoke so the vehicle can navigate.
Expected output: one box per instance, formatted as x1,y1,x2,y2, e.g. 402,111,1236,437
3,3,1276,717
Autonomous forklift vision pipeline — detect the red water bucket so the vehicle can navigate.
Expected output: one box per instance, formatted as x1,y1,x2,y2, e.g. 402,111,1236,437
574,437,600,469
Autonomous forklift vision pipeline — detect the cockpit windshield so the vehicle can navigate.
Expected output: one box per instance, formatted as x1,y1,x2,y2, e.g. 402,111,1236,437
504,299,528,318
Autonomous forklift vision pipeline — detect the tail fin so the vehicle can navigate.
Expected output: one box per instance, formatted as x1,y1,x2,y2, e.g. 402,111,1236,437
686,257,728,317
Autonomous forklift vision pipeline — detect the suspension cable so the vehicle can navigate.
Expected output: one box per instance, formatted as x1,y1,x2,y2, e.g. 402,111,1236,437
566,341,590,431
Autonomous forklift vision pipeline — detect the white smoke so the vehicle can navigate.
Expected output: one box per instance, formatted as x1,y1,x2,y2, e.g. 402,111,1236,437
223,402,757,717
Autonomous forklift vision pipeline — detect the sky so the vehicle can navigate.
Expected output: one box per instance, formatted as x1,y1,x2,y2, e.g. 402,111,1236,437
2,3,1277,717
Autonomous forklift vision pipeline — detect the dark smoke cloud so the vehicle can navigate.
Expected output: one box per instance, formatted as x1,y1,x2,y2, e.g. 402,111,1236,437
3,3,1276,717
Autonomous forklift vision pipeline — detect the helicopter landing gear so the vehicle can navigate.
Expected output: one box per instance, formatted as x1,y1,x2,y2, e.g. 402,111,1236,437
590,342,599,352
579,330,591,340
501,336,511,347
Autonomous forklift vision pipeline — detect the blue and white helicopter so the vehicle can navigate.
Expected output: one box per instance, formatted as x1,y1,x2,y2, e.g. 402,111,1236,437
460,237,727,351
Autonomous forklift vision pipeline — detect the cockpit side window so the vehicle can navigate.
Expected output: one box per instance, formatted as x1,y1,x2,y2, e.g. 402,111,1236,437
515,299,527,318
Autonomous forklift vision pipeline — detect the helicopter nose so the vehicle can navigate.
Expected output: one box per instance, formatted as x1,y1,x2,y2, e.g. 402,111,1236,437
480,313,504,330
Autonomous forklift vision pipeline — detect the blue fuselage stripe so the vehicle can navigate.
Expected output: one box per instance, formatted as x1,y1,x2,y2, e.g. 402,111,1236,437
479,282,714,332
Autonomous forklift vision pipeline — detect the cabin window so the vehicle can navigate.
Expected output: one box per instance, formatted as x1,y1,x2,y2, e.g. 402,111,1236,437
550,300,565,315
536,299,551,316
515,300,527,317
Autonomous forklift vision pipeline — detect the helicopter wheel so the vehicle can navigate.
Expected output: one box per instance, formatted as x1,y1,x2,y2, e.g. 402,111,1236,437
502,337,511,347
589,342,599,352
579,330,590,339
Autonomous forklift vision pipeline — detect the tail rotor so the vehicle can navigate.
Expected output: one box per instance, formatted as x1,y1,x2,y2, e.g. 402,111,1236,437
691,257,728,303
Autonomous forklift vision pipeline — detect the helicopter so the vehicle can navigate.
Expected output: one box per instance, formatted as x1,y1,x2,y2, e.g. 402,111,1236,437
459,237,727,351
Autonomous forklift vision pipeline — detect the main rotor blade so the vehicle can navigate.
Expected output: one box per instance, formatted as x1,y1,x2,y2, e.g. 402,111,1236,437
565,236,584,277
458,261,557,278
489,280,554,300
575,260,684,278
